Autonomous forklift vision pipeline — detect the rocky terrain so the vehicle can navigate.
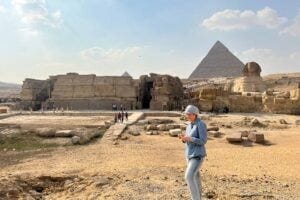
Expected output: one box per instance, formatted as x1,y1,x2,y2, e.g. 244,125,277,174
0,112,299,199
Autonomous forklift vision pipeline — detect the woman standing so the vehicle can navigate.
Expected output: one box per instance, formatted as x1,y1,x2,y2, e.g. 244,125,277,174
179,105,207,200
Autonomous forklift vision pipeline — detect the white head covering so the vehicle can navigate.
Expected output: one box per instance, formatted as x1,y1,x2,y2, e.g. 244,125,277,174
184,105,199,115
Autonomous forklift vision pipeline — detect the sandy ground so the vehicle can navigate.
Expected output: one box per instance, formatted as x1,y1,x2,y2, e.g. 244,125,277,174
0,113,299,199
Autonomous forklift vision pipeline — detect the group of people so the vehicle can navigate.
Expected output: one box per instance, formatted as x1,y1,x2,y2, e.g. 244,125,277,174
114,111,128,123
113,103,128,123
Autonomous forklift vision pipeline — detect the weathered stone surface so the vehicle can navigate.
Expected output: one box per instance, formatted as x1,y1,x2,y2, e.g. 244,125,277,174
248,132,265,143
166,124,181,130
226,132,242,142
189,41,244,79
71,136,80,144
232,62,266,93
208,131,221,138
157,124,167,131
295,120,300,125
147,74,183,110
145,124,158,131
36,128,56,137
250,118,264,127
145,131,153,135
128,130,140,136
55,130,75,137
169,129,181,137
148,119,174,124
207,126,219,131
279,119,288,124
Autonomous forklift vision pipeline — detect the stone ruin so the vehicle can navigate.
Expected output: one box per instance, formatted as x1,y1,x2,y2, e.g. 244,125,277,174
20,73,184,111
138,73,183,110
193,62,300,114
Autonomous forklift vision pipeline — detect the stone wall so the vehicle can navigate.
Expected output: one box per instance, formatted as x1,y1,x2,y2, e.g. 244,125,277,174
149,74,183,110
20,78,49,110
263,86,300,114
48,73,137,110
196,86,299,114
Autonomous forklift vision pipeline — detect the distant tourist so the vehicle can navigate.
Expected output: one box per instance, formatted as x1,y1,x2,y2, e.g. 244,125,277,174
120,104,123,111
117,112,121,123
112,104,117,111
114,113,117,123
125,112,128,121
121,111,124,123
179,105,207,200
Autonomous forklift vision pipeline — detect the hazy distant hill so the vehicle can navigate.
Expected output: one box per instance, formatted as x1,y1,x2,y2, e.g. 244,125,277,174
0,82,21,98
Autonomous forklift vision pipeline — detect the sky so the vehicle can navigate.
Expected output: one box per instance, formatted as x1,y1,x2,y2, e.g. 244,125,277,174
0,0,299,84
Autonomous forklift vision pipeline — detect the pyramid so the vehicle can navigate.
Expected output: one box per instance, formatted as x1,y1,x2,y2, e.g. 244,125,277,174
122,71,132,77
189,41,244,79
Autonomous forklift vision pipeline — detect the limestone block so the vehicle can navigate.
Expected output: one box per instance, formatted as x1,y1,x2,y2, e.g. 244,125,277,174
94,85,115,97
169,129,181,137
226,132,242,142
115,86,136,98
248,132,264,143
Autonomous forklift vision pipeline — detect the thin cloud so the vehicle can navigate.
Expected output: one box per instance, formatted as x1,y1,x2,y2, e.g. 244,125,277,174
236,48,300,74
80,46,143,62
0,4,7,13
202,7,287,31
280,13,300,37
11,0,63,36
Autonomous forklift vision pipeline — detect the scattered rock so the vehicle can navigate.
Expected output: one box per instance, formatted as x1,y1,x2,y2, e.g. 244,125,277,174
145,125,158,131
250,118,264,127
152,130,159,135
120,135,128,140
169,129,181,137
205,190,217,199
226,132,242,142
97,125,107,130
136,120,148,125
148,119,174,124
95,177,110,187
128,131,140,136
279,119,288,124
180,124,187,130
55,130,74,137
104,120,113,128
157,124,167,131
208,131,221,138
179,116,186,121
146,131,153,135
36,128,56,137
71,136,80,145
207,126,219,131
240,130,250,137
248,132,265,143
295,120,300,125
166,124,180,130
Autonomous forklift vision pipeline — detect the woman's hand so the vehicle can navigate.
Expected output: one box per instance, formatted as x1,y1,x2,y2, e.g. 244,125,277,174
181,135,192,142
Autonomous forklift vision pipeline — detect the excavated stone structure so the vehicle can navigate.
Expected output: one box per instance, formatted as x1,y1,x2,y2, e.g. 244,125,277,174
20,73,184,111
149,74,183,110
20,79,49,110
46,73,138,110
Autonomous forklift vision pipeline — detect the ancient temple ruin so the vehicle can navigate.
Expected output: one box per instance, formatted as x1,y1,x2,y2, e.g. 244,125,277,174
20,73,184,111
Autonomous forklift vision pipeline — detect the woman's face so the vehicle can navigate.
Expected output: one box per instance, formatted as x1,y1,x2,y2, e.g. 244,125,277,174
186,113,197,122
